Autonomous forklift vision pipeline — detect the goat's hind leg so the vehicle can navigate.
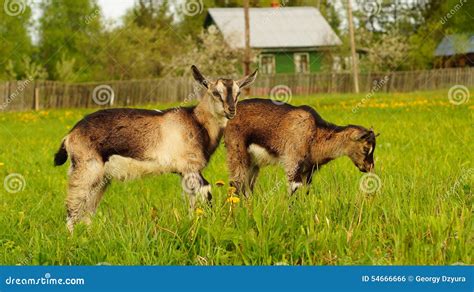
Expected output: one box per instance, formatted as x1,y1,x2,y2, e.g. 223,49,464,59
66,158,105,233
248,164,260,193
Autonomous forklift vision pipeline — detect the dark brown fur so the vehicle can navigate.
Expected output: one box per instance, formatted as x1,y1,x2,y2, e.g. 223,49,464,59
55,66,257,232
224,98,377,195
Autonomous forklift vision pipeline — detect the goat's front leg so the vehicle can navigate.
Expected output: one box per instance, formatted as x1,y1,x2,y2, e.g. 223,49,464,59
285,160,306,195
302,165,317,195
226,140,252,197
181,172,212,211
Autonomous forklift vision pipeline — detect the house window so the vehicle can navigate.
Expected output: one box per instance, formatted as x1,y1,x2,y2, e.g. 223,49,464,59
260,54,275,74
294,53,310,73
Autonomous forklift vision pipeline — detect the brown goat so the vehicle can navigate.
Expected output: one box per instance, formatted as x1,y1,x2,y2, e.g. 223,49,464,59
224,99,377,196
54,66,257,232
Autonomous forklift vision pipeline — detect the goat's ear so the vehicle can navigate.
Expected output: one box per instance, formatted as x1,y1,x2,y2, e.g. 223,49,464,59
191,65,209,89
369,127,380,138
237,68,258,89
351,130,372,141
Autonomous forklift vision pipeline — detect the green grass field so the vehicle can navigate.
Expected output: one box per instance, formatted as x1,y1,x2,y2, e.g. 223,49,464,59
0,90,472,265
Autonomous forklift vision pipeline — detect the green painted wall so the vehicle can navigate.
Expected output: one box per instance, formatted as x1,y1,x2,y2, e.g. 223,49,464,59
266,51,325,74
309,51,324,72
274,53,295,73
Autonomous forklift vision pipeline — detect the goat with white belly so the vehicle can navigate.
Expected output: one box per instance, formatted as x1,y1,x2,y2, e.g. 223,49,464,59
224,99,378,196
54,66,257,232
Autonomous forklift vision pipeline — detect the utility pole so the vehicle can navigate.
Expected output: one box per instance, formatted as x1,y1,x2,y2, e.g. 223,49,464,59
243,0,251,94
347,0,360,93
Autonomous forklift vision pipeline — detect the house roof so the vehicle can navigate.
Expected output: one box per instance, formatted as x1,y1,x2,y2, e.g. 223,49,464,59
434,34,474,56
206,7,342,50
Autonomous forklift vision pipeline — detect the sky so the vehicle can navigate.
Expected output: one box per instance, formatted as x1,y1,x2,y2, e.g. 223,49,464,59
97,0,136,22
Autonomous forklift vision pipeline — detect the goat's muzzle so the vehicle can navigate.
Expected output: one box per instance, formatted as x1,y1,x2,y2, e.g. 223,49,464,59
358,163,374,173
225,109,236,120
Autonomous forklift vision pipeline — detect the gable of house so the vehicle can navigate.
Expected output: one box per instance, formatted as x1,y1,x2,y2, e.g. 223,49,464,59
205,7,341,74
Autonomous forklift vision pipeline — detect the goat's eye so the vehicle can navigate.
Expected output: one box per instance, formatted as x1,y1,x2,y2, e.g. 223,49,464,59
212,91,221,98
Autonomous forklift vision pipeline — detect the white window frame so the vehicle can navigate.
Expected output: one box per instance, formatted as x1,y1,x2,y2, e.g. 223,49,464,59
259,54,276,75
294,52,310,74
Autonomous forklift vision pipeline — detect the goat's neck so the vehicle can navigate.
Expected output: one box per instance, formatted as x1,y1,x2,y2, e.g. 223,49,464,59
193,94,226,146
310,126,350,164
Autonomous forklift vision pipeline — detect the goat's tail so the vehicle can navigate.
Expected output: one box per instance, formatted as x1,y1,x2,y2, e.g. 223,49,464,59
54,139,68,166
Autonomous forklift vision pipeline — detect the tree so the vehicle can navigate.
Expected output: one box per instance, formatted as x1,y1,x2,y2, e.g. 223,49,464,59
407,0,473,69
55,54,78,82
0,0,33,80
38,0,103,81
165,26,245,77
127,0,174,29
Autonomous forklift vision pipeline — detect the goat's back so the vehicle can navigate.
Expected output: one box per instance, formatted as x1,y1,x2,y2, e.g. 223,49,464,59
67,107,197,162
225,99,318,153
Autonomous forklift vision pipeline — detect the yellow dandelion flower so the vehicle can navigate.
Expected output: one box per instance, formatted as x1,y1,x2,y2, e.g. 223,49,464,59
227,186,237,195
0,162,4,167
215,180,225,187
226,196,240,204
195,208,204,216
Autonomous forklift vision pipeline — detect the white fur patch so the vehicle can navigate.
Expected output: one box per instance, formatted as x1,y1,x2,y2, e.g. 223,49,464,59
248,144,279,166
290,182,303,193
197,184,212,202
104,155,166,181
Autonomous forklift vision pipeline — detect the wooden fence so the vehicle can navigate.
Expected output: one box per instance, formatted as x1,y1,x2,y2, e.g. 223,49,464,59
1,67,473,112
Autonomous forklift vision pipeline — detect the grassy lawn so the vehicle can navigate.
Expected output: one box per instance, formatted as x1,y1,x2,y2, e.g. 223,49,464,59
0,90,472,265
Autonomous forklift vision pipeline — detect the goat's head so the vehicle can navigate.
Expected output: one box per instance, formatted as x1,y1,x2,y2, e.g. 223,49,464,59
191,65,257,120
346,126,378,173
